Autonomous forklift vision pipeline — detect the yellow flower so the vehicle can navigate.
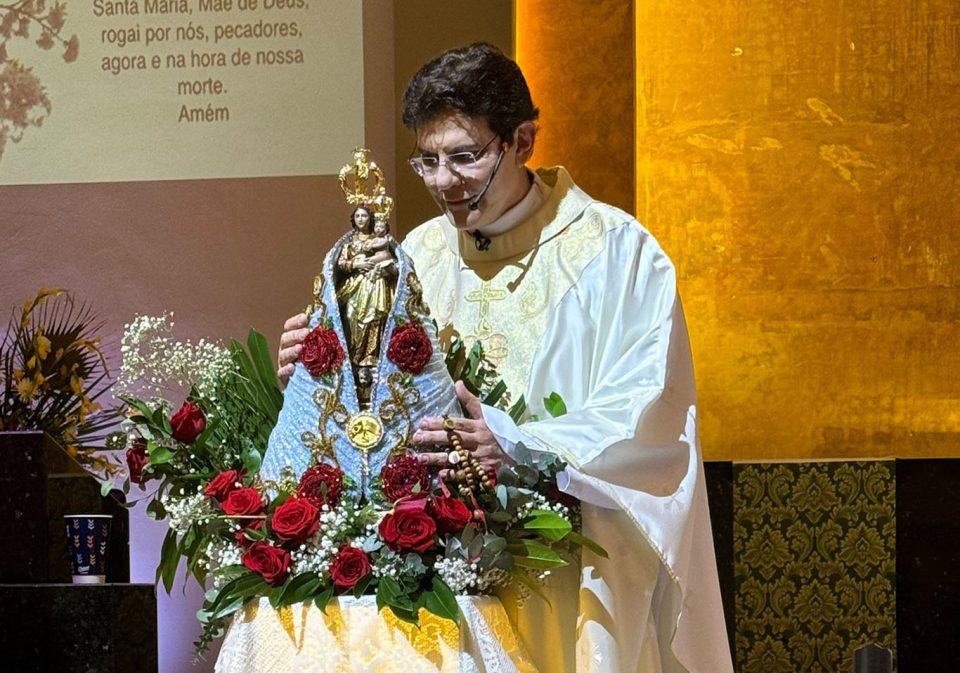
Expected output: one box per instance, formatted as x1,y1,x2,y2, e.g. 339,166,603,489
16,378,37,402
36,335,52,360
70,375,84,397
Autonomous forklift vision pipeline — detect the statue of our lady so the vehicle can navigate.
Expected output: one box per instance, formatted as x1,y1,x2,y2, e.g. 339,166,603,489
257,148,460,498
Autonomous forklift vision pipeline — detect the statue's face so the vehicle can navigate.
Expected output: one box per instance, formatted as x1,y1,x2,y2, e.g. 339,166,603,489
374,221,388,236
353,208,372,232
414,112,530,231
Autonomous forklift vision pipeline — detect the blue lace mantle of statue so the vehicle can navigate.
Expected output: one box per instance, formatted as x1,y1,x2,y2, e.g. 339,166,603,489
259,232,461,498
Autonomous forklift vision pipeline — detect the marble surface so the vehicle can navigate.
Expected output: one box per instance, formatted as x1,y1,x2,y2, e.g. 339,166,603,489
0,583,157,672
0,431,51,582
0,431,129,583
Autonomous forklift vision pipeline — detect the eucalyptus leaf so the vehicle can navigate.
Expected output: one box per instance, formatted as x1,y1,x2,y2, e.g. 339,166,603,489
495,484,508,510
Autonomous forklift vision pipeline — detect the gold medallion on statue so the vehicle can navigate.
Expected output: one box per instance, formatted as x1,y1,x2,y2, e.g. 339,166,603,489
346,412,383,452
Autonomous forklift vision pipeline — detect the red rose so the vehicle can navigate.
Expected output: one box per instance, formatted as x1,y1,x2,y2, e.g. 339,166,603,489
429,496,474,535
297,463,345,509
242,541,290,586
270,497,320,544
125,439,149,484
380,455,430,502
171,401,206,443
329,546,371,591
221,487,265,517
234,520,263,548
379,499,437,554
386,322,432,374
300,326,344,377
204,469,246,502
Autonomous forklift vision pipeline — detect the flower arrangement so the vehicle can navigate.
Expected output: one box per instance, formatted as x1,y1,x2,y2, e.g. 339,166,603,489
115,315,604,654
0,288,120,475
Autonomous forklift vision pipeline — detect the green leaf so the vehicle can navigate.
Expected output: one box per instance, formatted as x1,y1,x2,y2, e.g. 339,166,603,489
266,583,286,608
157,528,180,594
352,574,373,598
210,595,245,621
543,392,567,418
277,572,321,606
313,584,335,613
508,395,527,424
145,498,167,520
147,441,175,465
522,509,573,542
422,577,460,624
565,530,609,559
377,575,414,612
240,439,262,474
100,478,115,498
507,540,568,570
247,329,280,394
481,379,507,407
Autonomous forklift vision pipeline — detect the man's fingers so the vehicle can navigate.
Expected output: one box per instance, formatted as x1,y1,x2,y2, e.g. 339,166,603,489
277,363,295,389
455,380,484,418
416,451,450,467
417,415,477,433
412,429,454,446
278,344,302,368
283,313,308,331
280,328,310,350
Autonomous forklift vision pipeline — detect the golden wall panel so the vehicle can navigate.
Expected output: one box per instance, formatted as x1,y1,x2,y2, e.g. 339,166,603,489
516,0,635,214
635,0,960,459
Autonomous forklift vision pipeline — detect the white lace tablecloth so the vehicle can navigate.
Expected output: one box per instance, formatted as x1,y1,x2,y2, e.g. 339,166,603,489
215,595,537,673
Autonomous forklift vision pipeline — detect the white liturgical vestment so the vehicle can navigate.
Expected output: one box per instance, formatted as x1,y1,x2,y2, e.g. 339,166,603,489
402,167,733,673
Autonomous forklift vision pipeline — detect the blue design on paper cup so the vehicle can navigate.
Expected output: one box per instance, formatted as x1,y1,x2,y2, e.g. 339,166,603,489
64,514,112,584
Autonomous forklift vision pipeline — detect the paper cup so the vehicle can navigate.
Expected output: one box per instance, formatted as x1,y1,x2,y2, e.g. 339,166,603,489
64,514,112,584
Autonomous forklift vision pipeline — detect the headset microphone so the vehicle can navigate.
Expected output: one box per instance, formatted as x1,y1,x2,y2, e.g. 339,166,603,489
468,149,505,211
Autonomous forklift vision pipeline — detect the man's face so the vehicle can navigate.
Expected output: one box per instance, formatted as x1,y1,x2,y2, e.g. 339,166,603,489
414,112,528,231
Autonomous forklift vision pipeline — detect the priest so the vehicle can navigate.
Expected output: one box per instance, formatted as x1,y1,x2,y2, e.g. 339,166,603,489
279,42,733,673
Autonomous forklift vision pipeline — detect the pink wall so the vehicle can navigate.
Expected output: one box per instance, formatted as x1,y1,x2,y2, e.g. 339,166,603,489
0,3,395,671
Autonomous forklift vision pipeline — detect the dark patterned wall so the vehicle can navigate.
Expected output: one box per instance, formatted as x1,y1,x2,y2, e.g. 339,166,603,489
732,462,896,673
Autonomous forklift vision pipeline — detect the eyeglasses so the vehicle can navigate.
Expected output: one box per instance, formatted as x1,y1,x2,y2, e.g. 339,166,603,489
407,135,500,177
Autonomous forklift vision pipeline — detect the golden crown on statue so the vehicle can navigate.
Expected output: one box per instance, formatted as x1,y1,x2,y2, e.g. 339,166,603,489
338,147,394,222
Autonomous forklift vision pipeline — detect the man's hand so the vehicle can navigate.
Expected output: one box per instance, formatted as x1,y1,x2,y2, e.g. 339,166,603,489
277,313,309,389
413,381,513,478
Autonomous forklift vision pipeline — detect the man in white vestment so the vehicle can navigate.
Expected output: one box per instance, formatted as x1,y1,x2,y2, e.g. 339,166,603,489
279,43,733,673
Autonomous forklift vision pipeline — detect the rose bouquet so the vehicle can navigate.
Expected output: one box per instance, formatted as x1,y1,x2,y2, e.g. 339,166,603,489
115,315,604,654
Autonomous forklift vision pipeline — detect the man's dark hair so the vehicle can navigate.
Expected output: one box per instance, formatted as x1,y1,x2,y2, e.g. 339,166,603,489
402,43,539,144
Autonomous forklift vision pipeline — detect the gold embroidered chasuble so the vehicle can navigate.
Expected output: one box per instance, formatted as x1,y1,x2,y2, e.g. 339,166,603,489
403,167,733,673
